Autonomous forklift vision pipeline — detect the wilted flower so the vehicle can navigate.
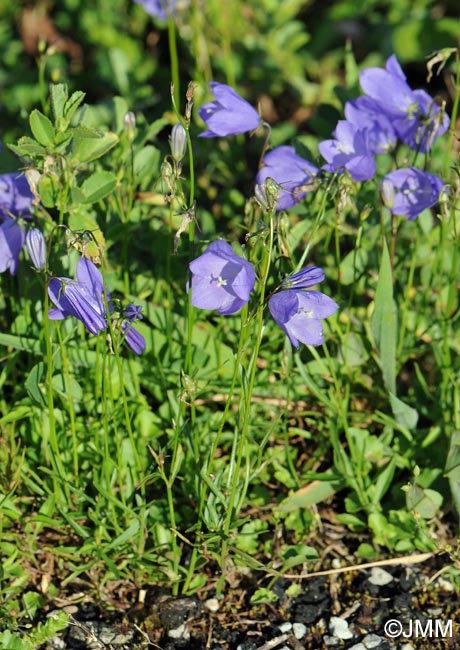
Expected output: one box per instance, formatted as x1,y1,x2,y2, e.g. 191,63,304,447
198,83,261,138
0,173,34,219
0,219,25,275
48,258,145,354
269,266,338,348
133,0,188,20
360,55,449,152
319,121,375,181
189,240,255,315
170,124,187,162
380,167,445,220
25,228,46,270
256,146,318,210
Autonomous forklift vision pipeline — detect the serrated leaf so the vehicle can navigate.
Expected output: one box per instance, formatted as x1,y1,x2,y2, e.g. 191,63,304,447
29,109,55,147
80,170,117,204
371,240,397,394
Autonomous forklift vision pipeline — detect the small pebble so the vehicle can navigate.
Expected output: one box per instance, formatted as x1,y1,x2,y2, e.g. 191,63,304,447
167,623,190,640
435,577,454,592
324,635,340,646
204,597,220,612
400,644,414,650
293,622,307,639
46,637,66,650
329,616,353,639
348,644,366,650
362,633,386,648
278,622,292,633
368,567,394,586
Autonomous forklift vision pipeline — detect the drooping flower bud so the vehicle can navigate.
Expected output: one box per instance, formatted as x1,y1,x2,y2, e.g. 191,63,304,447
25,228,46,270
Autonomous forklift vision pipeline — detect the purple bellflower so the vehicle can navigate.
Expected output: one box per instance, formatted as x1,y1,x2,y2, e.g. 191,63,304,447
133,0,187,20
48,258,146,354
256,146,318,210
319,121,376,181
380,167,445,220
360,55,449,152
344,96,397,154
269,266,338,348
0,219,25,275
25,228,46,270
199,83,261,138
0,173,34,219
189,240,256,315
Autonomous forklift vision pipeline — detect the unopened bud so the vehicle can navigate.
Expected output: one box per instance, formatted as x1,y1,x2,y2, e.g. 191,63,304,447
170,124,187,162
25,228,46,270
381,178,395,209
124,111,136,142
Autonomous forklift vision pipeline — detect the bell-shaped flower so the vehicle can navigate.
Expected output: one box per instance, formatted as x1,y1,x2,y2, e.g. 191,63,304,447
380,167,445,220
198,83,261,138
0,219,25,275
189,240,255,315
48,258,145,354
319,121,376,181
0,173,34,219
344,96,397,154
25,228,46,270
133,0,188,20
360,55,449,152
269,267,338,348
256,146,318,210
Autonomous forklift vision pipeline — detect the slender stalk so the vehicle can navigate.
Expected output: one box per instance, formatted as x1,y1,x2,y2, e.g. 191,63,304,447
217,210,276,594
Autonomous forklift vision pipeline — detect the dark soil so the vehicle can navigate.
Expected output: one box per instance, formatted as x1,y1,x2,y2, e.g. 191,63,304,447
38,554,460,650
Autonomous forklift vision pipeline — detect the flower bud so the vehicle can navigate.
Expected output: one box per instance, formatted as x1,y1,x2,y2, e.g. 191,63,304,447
170,124,187,162
381,178,395,210
25,228,46,270
124,111,136,142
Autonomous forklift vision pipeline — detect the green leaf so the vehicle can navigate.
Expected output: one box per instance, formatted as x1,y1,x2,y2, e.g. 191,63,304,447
50,83,68,123
276,475,344,513
250,588,279,604
134,145,161,182
80,170,117,204
9,137,46,159
389,393,419,430
72,130,119,163
25,362,47,407
107,520,140,550
445,431,460,518
371,240,397,394
52,374,83,404
38,174,59,208
405,485,443,519
64,90,86,124
29,109,55,147
372,457,396,505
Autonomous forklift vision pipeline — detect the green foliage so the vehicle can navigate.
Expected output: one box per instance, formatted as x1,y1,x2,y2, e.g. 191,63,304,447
0,0,458,632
